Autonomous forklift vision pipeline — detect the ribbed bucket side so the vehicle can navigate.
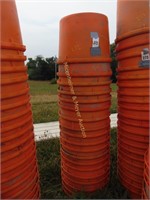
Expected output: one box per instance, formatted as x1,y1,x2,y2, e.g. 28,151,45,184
1,0,40,198
116,0,149,198
58,12,112,196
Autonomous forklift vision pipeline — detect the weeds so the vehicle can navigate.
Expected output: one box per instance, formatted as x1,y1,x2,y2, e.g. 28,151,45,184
36,137,67,199
32,102,58,123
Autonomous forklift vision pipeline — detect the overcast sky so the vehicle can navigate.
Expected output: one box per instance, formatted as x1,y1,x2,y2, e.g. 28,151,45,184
16,0,117,59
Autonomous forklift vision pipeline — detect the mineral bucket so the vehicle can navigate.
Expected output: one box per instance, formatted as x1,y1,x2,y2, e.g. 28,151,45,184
58,13,111,196
1,0,40,198
116,0,149,198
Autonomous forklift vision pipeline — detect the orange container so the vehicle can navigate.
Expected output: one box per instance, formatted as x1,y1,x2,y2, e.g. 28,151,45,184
142,148,150,199
58,12,111,196
61,149,110,195
116,0,149,42
1,0,40,198
116,0,149,198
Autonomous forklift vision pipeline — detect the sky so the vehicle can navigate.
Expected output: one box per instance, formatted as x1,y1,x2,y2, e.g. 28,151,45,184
16,0,117,59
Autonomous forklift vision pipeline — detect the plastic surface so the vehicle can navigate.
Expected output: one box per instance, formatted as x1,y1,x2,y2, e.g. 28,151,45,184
116,0,149,41
116,0,149,198
1,0,40,198
58,12,111,196
58,12,111,64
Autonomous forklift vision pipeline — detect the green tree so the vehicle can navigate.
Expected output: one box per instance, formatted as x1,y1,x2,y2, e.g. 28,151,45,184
26,56,58,80
110,43,118,83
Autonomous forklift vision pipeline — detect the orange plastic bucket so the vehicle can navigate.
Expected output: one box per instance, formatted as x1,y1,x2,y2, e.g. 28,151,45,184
118,136,148,151
60,117,110,132
61,137,109,156
116,0,149,42
62,168,109,194
25,183,40,199
118,126,149,142
118,148,144,169
118,168,142,188
2,165,38,195
62,175,109,195
116,0,149,198
59,100,111,112
1,0,40,198
118,144,144,163
2,154,37,184
61,150,110,171
60,126,110,138
117,115,149,128
118,156,144,175
118,121,149,136
58,13,111,196
118,138,146,156
59,93,111,104
118,174,142,199
2,143,36,173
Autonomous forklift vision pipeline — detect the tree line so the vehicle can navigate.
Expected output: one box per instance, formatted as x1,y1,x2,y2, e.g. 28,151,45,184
27,56,58,81
27,43,117,83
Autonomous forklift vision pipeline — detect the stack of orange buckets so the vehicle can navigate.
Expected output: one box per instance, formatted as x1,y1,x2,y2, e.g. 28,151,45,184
142,148,150,199
116,0,149,198
57,13,112,196
1,0,40,198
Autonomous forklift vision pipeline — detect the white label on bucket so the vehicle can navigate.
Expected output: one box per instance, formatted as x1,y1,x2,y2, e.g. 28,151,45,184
139,48,150,68
90,32,101,56
141,48,150,61
90,32,99,48
92,37,99,48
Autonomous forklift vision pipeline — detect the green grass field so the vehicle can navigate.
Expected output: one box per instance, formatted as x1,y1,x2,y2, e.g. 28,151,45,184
29,80,117,123
29,81,58,123
36,128,129,199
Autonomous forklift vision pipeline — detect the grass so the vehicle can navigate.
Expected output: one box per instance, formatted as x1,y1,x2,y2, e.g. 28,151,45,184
29,80,58,95
28,81,59,123
36,137,66,199
28,80,118,123
36,128,130,199
111,84,118,113
32,102,58,123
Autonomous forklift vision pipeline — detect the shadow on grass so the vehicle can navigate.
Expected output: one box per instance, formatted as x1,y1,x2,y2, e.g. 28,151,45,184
36,128,130,199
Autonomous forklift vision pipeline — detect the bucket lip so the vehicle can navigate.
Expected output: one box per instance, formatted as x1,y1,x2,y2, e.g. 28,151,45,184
62,177,109,195
57,57,111,64
62,168,109,183
118,162,143,177
2,145,36,174
118,146,144,162
2,151,37,183
118,170,142,190
61,147,109,160
1,41,26,51
118,156,144,171
2,163,38,194
60,12,108,23
115,27,149,44
5,172,39,199
119,173,142,192
24,182,40,199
